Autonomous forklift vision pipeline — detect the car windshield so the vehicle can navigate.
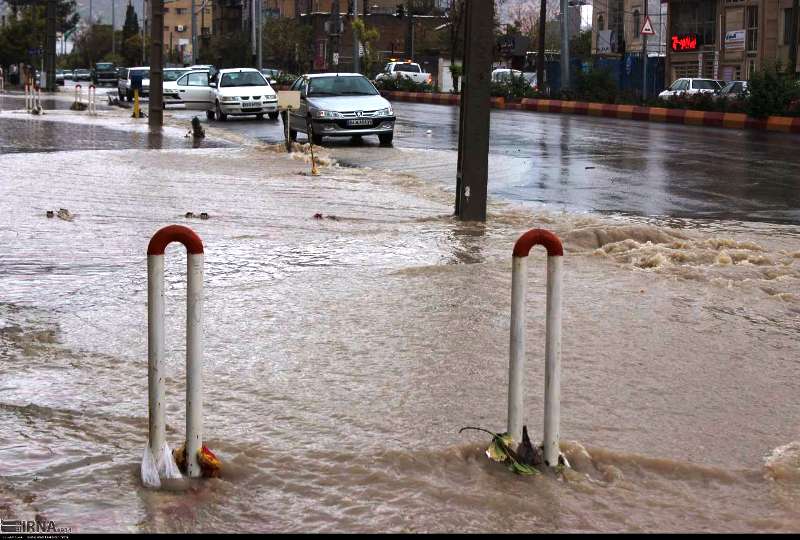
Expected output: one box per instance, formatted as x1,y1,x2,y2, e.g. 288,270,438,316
307,76,378,96
693,80,718,90
96,63,114,70
164,69,186,81
220,71,267,87
394,63,421,73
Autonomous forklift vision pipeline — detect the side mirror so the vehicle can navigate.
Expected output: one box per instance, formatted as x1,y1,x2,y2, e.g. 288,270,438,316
209,82,217,88
270,79,277,85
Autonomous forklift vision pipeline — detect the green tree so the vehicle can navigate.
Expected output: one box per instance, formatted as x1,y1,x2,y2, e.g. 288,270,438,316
0,2,79,69
261,17,313,74
207,31,251,69
121,1,141,66
352,18,380,76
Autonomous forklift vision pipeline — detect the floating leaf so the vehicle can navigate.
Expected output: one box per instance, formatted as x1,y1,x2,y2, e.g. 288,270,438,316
509,461,540,476
486,433,514,462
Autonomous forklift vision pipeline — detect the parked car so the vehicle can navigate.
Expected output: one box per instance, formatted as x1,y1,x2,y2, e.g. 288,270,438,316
658,78,721,100
74,68,92,81
163,69,216,108
285,73,395,146
716,80,748,99
63,69,74,81
55,69,66,86
491,68,523,82
92,62,117,86
375,60,431,85
208,68,279,121
260,68,282,85
118,66,150,101
164,67,192,83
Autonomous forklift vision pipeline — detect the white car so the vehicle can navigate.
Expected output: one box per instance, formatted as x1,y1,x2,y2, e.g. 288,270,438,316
209,68,279,121
375,61,431,85
118,66,150,101
658,78,722,100
163,69,211,108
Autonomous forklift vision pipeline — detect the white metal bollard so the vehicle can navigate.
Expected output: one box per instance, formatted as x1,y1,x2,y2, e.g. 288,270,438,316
33,85,42,112
88,84,96,114
74,84,82,107
507,228,564,467
24,83,32,111
0,74,5,93
147,225,205,479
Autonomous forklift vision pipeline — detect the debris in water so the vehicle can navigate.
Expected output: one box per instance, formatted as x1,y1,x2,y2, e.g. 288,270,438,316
173,443,222,478
185,212,196,218
45,210,54,218
56,208,73,221
186,117,205,139
313,213,323,219
459,426,540,476
70,102,87,111
199,212,209,220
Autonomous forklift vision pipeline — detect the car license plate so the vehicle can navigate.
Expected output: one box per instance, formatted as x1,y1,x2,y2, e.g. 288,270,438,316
348,118,372,126
242,101,260,108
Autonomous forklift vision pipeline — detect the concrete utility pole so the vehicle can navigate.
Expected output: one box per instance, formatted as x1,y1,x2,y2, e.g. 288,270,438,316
790,0,799,78
537,0,546,92
251,0,257,65
90,0,93,26
112,0,116,56
642,0,648,99
149,0,164,127
559,0,569,89
45,0,56,91
405,0,413,58
143,0,148,65
455,0,493,222
352,0,359,73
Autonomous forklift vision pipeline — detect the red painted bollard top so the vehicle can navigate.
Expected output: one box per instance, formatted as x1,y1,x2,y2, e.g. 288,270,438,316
147,225,204,255
512,229,563,258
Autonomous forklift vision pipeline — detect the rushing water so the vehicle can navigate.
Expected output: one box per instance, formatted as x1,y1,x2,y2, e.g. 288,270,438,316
1,109,800,532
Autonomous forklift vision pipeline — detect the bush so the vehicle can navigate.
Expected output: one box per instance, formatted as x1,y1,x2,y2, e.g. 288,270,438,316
746,64,800,117
570,69,617,103
276,72,297,86
490,74,536,100
374,75,436,93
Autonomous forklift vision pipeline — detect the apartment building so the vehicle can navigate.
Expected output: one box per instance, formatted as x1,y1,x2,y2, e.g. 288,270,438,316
665,0,800,82
163,0,214,63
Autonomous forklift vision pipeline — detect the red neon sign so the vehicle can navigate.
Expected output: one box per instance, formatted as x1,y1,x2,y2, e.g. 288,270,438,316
671,34,698,51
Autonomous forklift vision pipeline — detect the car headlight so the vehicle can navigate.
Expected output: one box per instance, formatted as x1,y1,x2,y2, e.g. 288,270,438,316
378,107,393,116
221,96,238,102
315,110,343,118
265,95,278,102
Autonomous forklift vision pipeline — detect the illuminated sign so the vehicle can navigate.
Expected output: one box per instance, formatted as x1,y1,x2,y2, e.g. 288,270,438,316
671,34,698,51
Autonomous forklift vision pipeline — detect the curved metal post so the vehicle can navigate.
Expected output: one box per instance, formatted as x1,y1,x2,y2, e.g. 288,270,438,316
507,228,564,467
147,225,205,478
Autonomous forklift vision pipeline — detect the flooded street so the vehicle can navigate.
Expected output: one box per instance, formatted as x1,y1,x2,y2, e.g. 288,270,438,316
1,98,800,532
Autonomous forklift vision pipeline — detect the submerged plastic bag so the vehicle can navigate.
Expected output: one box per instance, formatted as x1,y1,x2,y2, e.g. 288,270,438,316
141,445,162,489
158,441,183,480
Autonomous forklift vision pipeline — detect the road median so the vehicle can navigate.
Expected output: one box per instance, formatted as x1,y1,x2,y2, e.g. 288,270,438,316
377,90,800,135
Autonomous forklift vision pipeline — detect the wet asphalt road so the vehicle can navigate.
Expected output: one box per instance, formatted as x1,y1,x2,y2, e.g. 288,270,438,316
168,99,800,225
6,81,800,225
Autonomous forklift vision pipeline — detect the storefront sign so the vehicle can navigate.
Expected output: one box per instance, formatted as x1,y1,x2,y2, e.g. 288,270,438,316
671,34,698,52
724,30,745,51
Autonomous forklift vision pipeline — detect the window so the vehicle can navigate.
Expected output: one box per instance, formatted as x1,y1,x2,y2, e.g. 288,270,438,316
633,10,641,38
202,27,210,36
164,25,169,31
177,74,188,86
164,7,170,13
598,14,604,31
746,6,758,52
784,8,798,46
187,72,209,86
671,0,717,47
176,8,187,15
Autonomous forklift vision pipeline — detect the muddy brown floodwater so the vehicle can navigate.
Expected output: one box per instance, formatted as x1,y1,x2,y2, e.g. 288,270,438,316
1,109,799,532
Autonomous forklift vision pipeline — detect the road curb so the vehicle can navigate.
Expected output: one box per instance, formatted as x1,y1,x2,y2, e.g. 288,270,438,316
377,90,800,135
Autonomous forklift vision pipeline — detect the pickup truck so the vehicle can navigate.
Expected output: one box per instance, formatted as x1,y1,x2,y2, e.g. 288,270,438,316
92,62,117,86
375,61,431,85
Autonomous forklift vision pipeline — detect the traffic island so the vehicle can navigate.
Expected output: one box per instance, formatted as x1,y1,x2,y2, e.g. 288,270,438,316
378,90,800,135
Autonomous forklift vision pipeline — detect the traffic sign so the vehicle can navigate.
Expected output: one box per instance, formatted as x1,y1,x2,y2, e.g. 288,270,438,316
641,16,655,36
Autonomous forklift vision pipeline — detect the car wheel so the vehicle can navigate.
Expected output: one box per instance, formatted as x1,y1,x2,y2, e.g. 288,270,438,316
256,113,264,120
216,102,227,121
379,133,394,146
268,112,279,120
206,109,215,121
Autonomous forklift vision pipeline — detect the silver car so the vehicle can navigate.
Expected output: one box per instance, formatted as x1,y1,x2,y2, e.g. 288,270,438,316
285,73,395,146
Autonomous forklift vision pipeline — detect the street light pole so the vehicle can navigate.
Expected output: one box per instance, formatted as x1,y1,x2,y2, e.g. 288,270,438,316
257,0,263,69
112,0,116,56
560,0,569,89
191,0,197,64
642,0,648,100
352,0,360,73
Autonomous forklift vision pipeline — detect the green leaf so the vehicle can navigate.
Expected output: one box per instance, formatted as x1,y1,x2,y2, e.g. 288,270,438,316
509,461,540,476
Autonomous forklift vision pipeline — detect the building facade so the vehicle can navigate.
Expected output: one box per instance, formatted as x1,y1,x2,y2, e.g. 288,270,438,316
592,0,669,57
665,0,800,82
163,0,214,63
